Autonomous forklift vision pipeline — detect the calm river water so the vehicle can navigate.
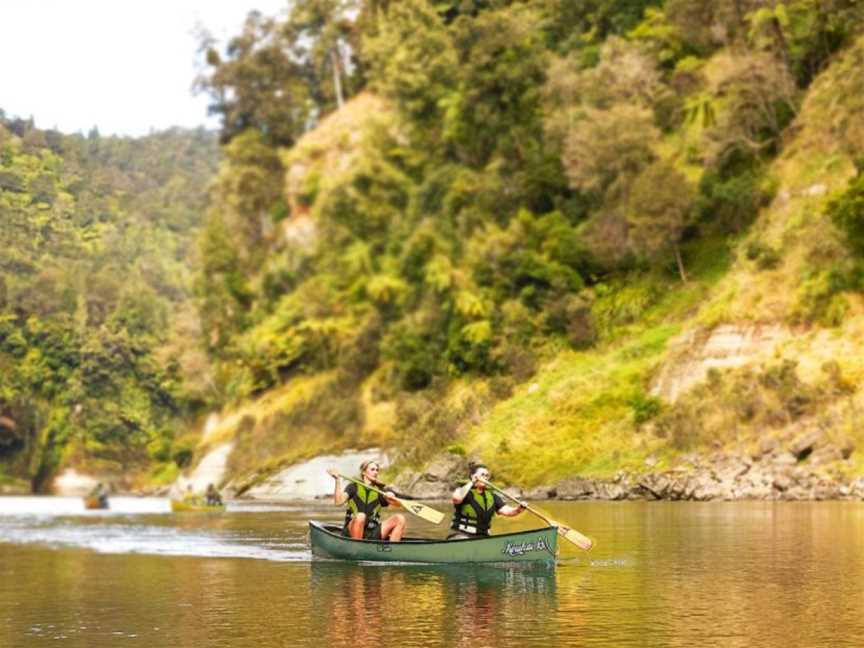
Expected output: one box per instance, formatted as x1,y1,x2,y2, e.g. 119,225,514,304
0,498,862,647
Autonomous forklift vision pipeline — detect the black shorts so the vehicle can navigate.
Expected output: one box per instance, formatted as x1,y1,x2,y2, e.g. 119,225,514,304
342,521,382,540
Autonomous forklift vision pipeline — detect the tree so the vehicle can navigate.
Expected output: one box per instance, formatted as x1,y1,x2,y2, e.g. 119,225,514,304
195,11,313,146
703,52,797,169
284,0,365,111
664,0,766,53
441,5,548,168
561,104,659,204
363,0,458,130
627,160,695,281
536,0,663,52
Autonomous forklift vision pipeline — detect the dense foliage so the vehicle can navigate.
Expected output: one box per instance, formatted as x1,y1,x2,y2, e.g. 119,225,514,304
7,0,864,488
0,116,218,489
192,0,864,469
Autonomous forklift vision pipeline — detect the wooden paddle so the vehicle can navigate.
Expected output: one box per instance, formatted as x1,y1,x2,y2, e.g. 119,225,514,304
337,473,445,525
480,479,594,551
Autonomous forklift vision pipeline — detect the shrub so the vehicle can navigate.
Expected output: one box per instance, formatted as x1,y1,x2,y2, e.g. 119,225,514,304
745,241,781,270
696,168,775,234
629,391,663,424
381,324,441,391
826,169,864,255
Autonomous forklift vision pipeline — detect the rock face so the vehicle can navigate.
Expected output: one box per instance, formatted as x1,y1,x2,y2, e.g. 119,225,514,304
389,453,471,500
52,469,101,496
243,448,390,500
524,442,864,502
652,324,790,402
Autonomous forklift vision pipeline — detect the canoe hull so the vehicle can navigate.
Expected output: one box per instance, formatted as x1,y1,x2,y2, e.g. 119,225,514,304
84,496,108,510
170,499,225,513
308,521,557,565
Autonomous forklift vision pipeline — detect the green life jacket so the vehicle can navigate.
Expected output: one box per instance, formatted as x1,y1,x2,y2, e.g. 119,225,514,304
451,487,497,536
344,482,384,529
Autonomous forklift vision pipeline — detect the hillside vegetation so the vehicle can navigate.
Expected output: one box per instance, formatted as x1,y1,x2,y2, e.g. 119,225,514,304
185,0,864,489
0,117,219,491
8,0,864,493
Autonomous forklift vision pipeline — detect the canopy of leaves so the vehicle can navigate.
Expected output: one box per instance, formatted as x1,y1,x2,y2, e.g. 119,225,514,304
0,117,218,489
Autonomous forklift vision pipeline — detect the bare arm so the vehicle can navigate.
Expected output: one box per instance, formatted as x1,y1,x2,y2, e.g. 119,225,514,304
498,504,526,517
452,481,474,505
328,468,348,506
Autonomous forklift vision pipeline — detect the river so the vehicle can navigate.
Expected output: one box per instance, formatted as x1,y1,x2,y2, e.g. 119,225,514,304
0,498,861,647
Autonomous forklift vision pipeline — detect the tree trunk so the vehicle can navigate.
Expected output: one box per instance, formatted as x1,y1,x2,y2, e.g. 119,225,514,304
331,49,344,109
674,243,688,283
770,16,790,67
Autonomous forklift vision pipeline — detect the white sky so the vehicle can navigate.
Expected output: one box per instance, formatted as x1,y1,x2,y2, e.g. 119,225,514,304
0,0,289,136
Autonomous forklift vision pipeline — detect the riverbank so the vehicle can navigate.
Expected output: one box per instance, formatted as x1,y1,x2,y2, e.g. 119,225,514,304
387,433,864,502
15,432,862,502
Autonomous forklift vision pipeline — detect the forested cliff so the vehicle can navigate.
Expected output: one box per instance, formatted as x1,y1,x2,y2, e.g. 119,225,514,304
4,0,864,494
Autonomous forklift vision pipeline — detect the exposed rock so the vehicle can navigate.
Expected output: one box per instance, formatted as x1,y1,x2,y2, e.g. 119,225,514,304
52,469,101,496
809,444,844,465
753,436,779,459
772,474,792,492
244,448,389,500
771,452,798,467
594,481,629,501
390,452,469,500
789,431,823,460
638,474,670,500
651,324,790,403
523,485,556,500
554,477,598,500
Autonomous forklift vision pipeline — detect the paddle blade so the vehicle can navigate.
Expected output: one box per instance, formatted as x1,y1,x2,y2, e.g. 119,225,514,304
558,525,593,551
398,498,445,525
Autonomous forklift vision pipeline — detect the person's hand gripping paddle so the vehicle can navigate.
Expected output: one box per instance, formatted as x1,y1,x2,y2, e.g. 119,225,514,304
337,473,445,525
479,478,594,551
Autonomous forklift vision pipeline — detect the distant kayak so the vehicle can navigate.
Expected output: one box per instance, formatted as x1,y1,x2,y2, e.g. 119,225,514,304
308,521,558,565
84,496,108,510
170,499,225,513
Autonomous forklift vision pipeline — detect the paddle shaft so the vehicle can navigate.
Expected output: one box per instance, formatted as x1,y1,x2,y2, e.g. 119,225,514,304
479,479,547,521
336,473,396,502
335,474,444,524
481,479,593,551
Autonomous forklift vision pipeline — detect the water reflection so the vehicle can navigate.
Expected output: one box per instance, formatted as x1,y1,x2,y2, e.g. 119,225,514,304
2,500,864,647
310,562,557,648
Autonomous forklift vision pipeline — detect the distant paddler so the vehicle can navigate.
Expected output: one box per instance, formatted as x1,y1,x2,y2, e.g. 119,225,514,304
85,482,109,510
182,483,204,506
205,483,223,507
448,463,526,539
327,461,407,542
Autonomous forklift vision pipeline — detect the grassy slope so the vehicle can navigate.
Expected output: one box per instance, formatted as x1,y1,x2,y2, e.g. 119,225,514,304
464,39,864,486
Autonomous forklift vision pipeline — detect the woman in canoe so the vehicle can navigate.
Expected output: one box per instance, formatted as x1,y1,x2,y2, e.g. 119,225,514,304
449,462,526,539
327,461,407,542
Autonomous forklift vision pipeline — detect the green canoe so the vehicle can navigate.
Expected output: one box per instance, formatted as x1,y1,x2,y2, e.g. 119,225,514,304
308,521,558,566
170,499,225,513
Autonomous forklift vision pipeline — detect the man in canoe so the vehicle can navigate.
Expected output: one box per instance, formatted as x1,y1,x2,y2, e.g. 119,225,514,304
205,483,223,507
327,461,407,542
182,483,203,506
449,462,526,539
88,482,109,508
